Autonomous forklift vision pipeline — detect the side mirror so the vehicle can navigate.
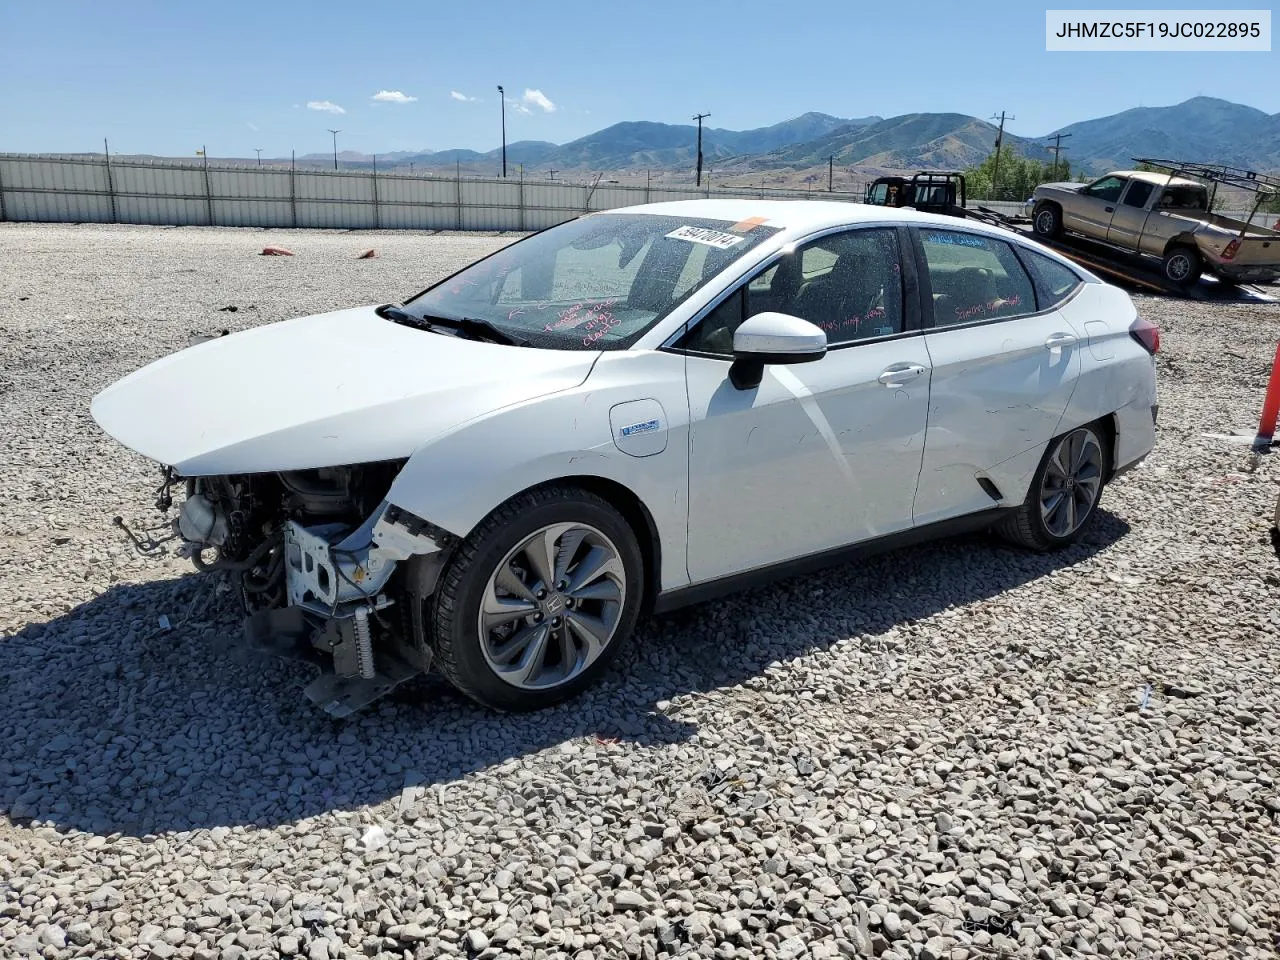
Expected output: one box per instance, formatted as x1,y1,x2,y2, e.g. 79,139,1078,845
729,312,827,390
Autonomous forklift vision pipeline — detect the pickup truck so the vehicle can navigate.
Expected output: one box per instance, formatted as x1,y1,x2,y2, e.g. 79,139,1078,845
1030,170,1280,285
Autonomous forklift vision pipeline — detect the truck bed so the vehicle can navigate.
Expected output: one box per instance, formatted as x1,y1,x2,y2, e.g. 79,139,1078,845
1201,211,1280,239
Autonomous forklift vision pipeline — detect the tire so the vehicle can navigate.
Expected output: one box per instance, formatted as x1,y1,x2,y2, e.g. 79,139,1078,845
997,425,1109,551
1162,246,1202,285
1032,203,1062,240
430,485,644,711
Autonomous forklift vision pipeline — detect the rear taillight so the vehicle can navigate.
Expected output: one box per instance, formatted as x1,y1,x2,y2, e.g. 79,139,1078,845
1130,317,1160,354
1222,238,1241,260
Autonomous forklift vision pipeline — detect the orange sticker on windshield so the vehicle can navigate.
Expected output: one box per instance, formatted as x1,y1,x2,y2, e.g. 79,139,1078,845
729,216,769,233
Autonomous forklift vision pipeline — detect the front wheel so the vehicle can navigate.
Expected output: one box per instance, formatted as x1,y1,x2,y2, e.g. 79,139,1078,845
997,426,1109,551
430,485,644,711
1033,203,1062,239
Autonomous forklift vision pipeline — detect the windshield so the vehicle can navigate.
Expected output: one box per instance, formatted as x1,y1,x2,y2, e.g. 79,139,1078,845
404,213,780,350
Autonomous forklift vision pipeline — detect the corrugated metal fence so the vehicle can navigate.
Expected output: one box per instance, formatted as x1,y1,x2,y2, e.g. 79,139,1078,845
0,154,875,231
15,155,1254,230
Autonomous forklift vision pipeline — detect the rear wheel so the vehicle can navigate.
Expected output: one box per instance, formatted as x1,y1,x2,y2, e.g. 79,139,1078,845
997,425,1108,551
1033,203,1062,239
1162,246,1202,285
430,485,644,711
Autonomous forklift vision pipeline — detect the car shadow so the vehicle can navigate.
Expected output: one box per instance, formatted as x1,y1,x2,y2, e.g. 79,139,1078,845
0,510,1129,837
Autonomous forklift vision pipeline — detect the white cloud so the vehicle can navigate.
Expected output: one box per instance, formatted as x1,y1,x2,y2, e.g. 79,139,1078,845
306,100,346,115
372,90,417,104
522,88,556,113
450,90,479,102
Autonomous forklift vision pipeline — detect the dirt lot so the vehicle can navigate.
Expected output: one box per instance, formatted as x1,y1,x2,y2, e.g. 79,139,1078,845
1,222,1278,960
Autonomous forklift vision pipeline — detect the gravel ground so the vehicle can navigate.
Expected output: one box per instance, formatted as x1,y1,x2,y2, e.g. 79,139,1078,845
1,222,1279,960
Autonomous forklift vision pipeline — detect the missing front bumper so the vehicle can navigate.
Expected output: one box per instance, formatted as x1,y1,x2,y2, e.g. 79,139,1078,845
243,503,452,715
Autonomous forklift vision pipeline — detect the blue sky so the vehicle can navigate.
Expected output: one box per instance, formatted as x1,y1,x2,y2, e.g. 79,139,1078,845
1,0,1275,158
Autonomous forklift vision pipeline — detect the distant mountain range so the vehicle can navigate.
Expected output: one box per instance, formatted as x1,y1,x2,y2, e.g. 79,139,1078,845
1040,97,1280,172
301,112,880,171
294,97,1280,177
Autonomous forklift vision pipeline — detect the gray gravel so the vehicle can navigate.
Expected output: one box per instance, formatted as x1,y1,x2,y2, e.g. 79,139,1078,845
2,222,1279,960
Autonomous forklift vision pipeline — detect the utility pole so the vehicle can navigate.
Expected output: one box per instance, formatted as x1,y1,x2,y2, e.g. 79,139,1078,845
547,168,557,181
1046,132,1072,181
828,155,833,192
693,112,710,187
327,129,341,170
254,148,263,167
102,137,117,223
497,85,507,177
989,111,1014,201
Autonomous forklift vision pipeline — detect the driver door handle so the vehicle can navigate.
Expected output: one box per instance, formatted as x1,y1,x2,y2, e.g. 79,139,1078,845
1044,332,1078,352
878,363,926,387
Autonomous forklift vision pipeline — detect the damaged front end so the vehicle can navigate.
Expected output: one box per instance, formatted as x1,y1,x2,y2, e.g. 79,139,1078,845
149,462,454,716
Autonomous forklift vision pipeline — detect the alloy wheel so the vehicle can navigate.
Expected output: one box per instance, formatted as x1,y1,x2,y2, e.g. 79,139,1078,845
1039,428,1104,538
1035,209,1056,235
478,522,627,690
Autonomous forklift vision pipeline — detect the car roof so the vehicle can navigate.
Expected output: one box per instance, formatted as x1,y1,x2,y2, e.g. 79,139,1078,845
607,198,1017,241
608,197,1102,287
1111,170,1204,189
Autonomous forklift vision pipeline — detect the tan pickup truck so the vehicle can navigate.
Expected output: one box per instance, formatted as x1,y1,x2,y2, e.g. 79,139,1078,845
1030,170,1280,285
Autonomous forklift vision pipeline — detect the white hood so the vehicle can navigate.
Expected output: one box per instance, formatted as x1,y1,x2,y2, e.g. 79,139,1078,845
91,305,599,475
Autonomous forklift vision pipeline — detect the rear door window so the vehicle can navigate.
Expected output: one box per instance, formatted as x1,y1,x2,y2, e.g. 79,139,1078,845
919,230,1037,326
1121,180,1155,209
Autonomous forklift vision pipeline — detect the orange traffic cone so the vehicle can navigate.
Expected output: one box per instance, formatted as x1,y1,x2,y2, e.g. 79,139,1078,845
1253,342,1280,451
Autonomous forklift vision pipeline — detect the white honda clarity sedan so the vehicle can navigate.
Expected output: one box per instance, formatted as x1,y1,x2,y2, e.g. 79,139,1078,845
92,200,1159,714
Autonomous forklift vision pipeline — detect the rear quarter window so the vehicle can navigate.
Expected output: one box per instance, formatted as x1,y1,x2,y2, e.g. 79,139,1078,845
1019,249,1084,308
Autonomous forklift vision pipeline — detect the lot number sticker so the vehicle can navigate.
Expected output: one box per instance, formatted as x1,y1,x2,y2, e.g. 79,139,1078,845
666,225,746,250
